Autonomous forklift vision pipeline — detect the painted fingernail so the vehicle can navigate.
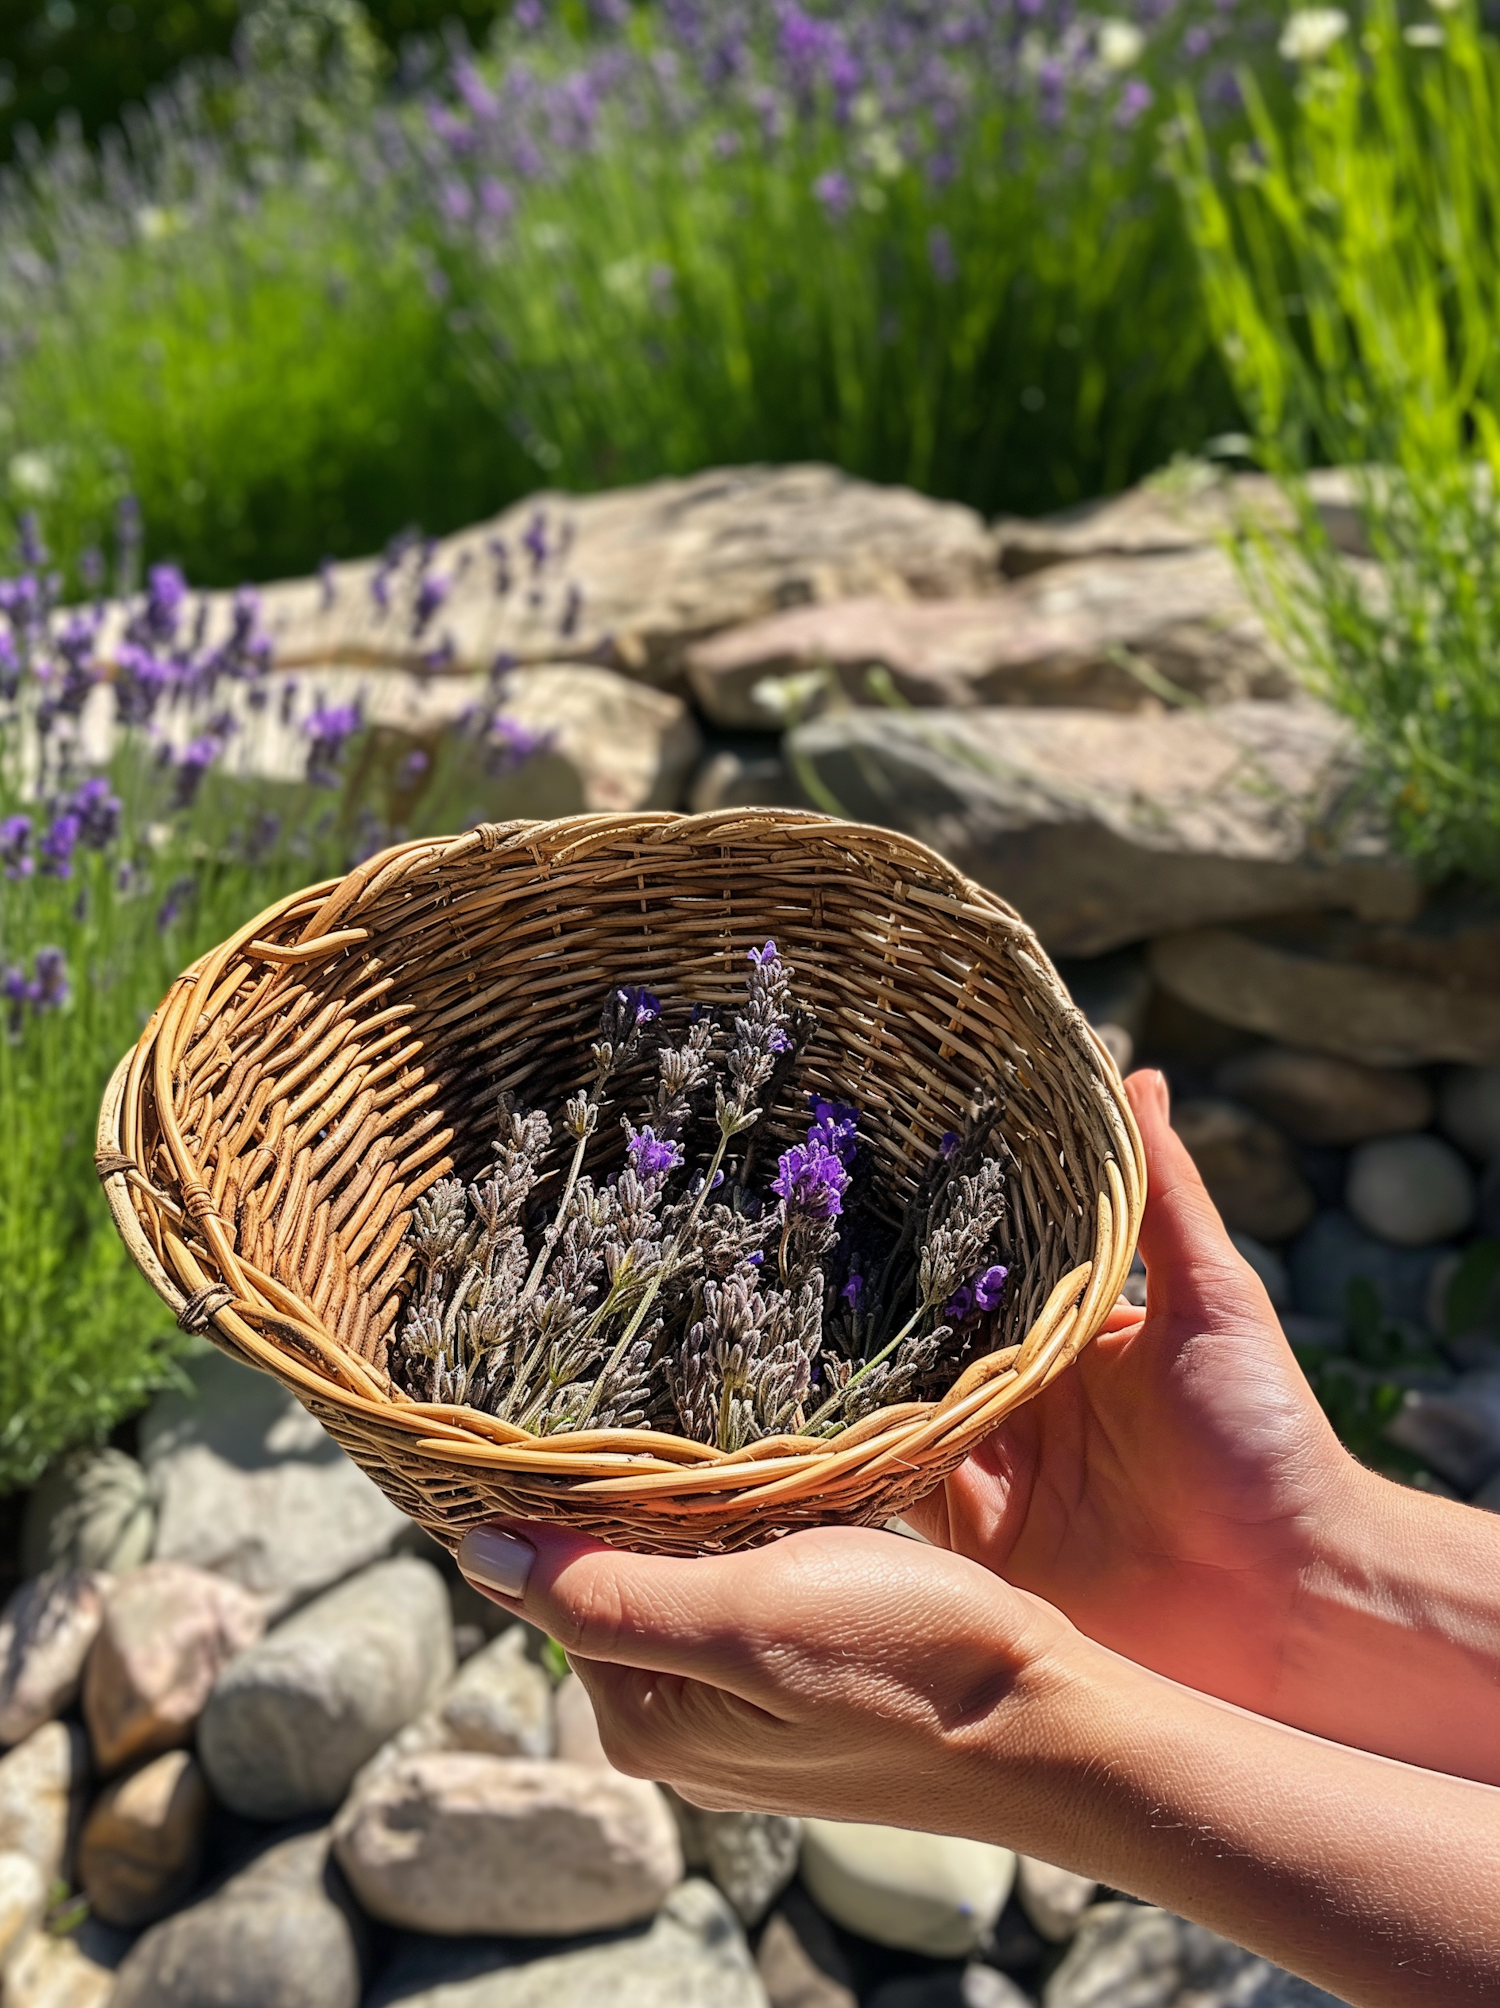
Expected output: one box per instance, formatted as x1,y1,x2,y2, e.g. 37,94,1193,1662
457,1527,536,1600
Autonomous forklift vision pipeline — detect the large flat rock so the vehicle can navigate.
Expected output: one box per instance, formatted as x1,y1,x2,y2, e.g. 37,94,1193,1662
994,464,1367,575
687,548,1296,727
1150,903,1500,1066
98,465,997,693
786,701,1417,956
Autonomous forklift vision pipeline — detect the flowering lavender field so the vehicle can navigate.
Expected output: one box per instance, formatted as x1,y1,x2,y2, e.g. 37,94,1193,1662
2,0,1274,585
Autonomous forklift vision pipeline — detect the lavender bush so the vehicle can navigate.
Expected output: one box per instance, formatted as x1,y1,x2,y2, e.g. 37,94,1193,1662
3,0,1275,581
394,942,1011,1447
0,498,550,1488
409,0,1270,516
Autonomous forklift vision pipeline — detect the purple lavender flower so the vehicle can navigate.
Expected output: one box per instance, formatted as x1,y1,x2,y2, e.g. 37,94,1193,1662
79,547,105,597
928,225,957,284
975,1263,1008,1311
1116,80,1153,128
39,812,81,878
412,572,450,636
808,1096,859,1166
32,946,68,1010
319,558,338,612
813,170,853,220
114,642,172,726
615,985,660,1026
841,1271,864,1307
171,735,221,809
303,700,362,788
0,815,32,880
142,564,187,643
939,1130,959,1159
944,1282,976,1322
626,1124,684,1177
398,748,431,788
60,777,121,850
156,874,196,932
558,583,583,639
485,714,553,775
522,510,549,573
0,634,20,705
773,1136,849,1221
17,513,46,571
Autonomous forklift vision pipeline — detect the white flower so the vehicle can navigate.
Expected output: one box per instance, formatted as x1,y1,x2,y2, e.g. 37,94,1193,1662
1404,21,1445,44
1278,8,1349,60
8,450,57,500
133,204,184,242
1098,19,1146,68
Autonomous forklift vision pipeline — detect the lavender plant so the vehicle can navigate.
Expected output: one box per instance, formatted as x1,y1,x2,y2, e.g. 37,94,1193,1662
3,0,1277,581
392,942,1011,1448
0,497,553,1489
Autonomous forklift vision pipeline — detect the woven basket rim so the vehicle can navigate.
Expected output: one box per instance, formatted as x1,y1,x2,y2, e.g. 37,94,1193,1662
98,808,1145,1520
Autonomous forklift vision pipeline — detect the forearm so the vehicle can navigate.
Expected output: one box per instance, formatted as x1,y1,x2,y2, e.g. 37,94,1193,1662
1274,1463,1500,1784
968,1633,1500,2007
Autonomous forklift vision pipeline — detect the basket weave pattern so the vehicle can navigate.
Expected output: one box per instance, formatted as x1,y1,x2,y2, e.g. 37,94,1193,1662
99,810,1144,1554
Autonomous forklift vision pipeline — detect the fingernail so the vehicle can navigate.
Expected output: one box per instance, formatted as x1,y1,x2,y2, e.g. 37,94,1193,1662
458,1527,535,1600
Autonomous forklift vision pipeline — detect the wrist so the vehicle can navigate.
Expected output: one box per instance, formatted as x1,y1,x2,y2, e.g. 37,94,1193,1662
1277,1456,1500,1781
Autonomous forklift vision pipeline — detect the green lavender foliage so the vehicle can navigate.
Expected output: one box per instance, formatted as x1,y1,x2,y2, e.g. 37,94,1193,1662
1168,0,1500,882
0,801,345,1489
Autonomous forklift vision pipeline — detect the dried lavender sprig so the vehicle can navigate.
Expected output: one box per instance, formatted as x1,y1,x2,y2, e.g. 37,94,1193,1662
569,941,795,1432
513,982,658,1312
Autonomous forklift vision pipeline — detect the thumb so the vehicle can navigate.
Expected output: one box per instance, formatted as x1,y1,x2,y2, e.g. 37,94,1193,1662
455,1520,778,1694
1123,1069,1276,1331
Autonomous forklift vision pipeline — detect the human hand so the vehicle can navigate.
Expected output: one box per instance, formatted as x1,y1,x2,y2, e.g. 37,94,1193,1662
905,1067,1356,1722
456,1515,1500,2008
457,1520,1078,1833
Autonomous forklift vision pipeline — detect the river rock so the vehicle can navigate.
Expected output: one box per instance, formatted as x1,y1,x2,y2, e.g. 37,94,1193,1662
0,1572,108,1746
1150,906,1500,1068
140,1348,410,1618
1043,1901,1348,2007
1172,1101,1315,1243
1229,1233,1292,1310
1215,1046,1432,1146
0,1849,46,1968
109,1828,366,2008
76,1748,209,1928
1437,1064,1500,1160
690,748,802,814
868,1969,1035,2008
785,702,1415,958
198,1555,453,1820
4,1927,118,2008
799,1821,1016,1958
553,1670,610,1767
669,1803,801,1926
1287,1210,1447,1327
333,1749,683,1935
1015,1857,1098,1943
82,1561,264,1774
756,1886,858,2008
1344,1135,1475,1248
370,1625,553,1775
21,1449,153,1579
994,465,1365,576
365,1877,763,2008
1384,1371,1500,1493
0,1721,88,1882
686,543,1299,727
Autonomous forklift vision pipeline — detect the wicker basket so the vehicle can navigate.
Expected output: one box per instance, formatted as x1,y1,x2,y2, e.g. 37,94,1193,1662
98,810,1144,1555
